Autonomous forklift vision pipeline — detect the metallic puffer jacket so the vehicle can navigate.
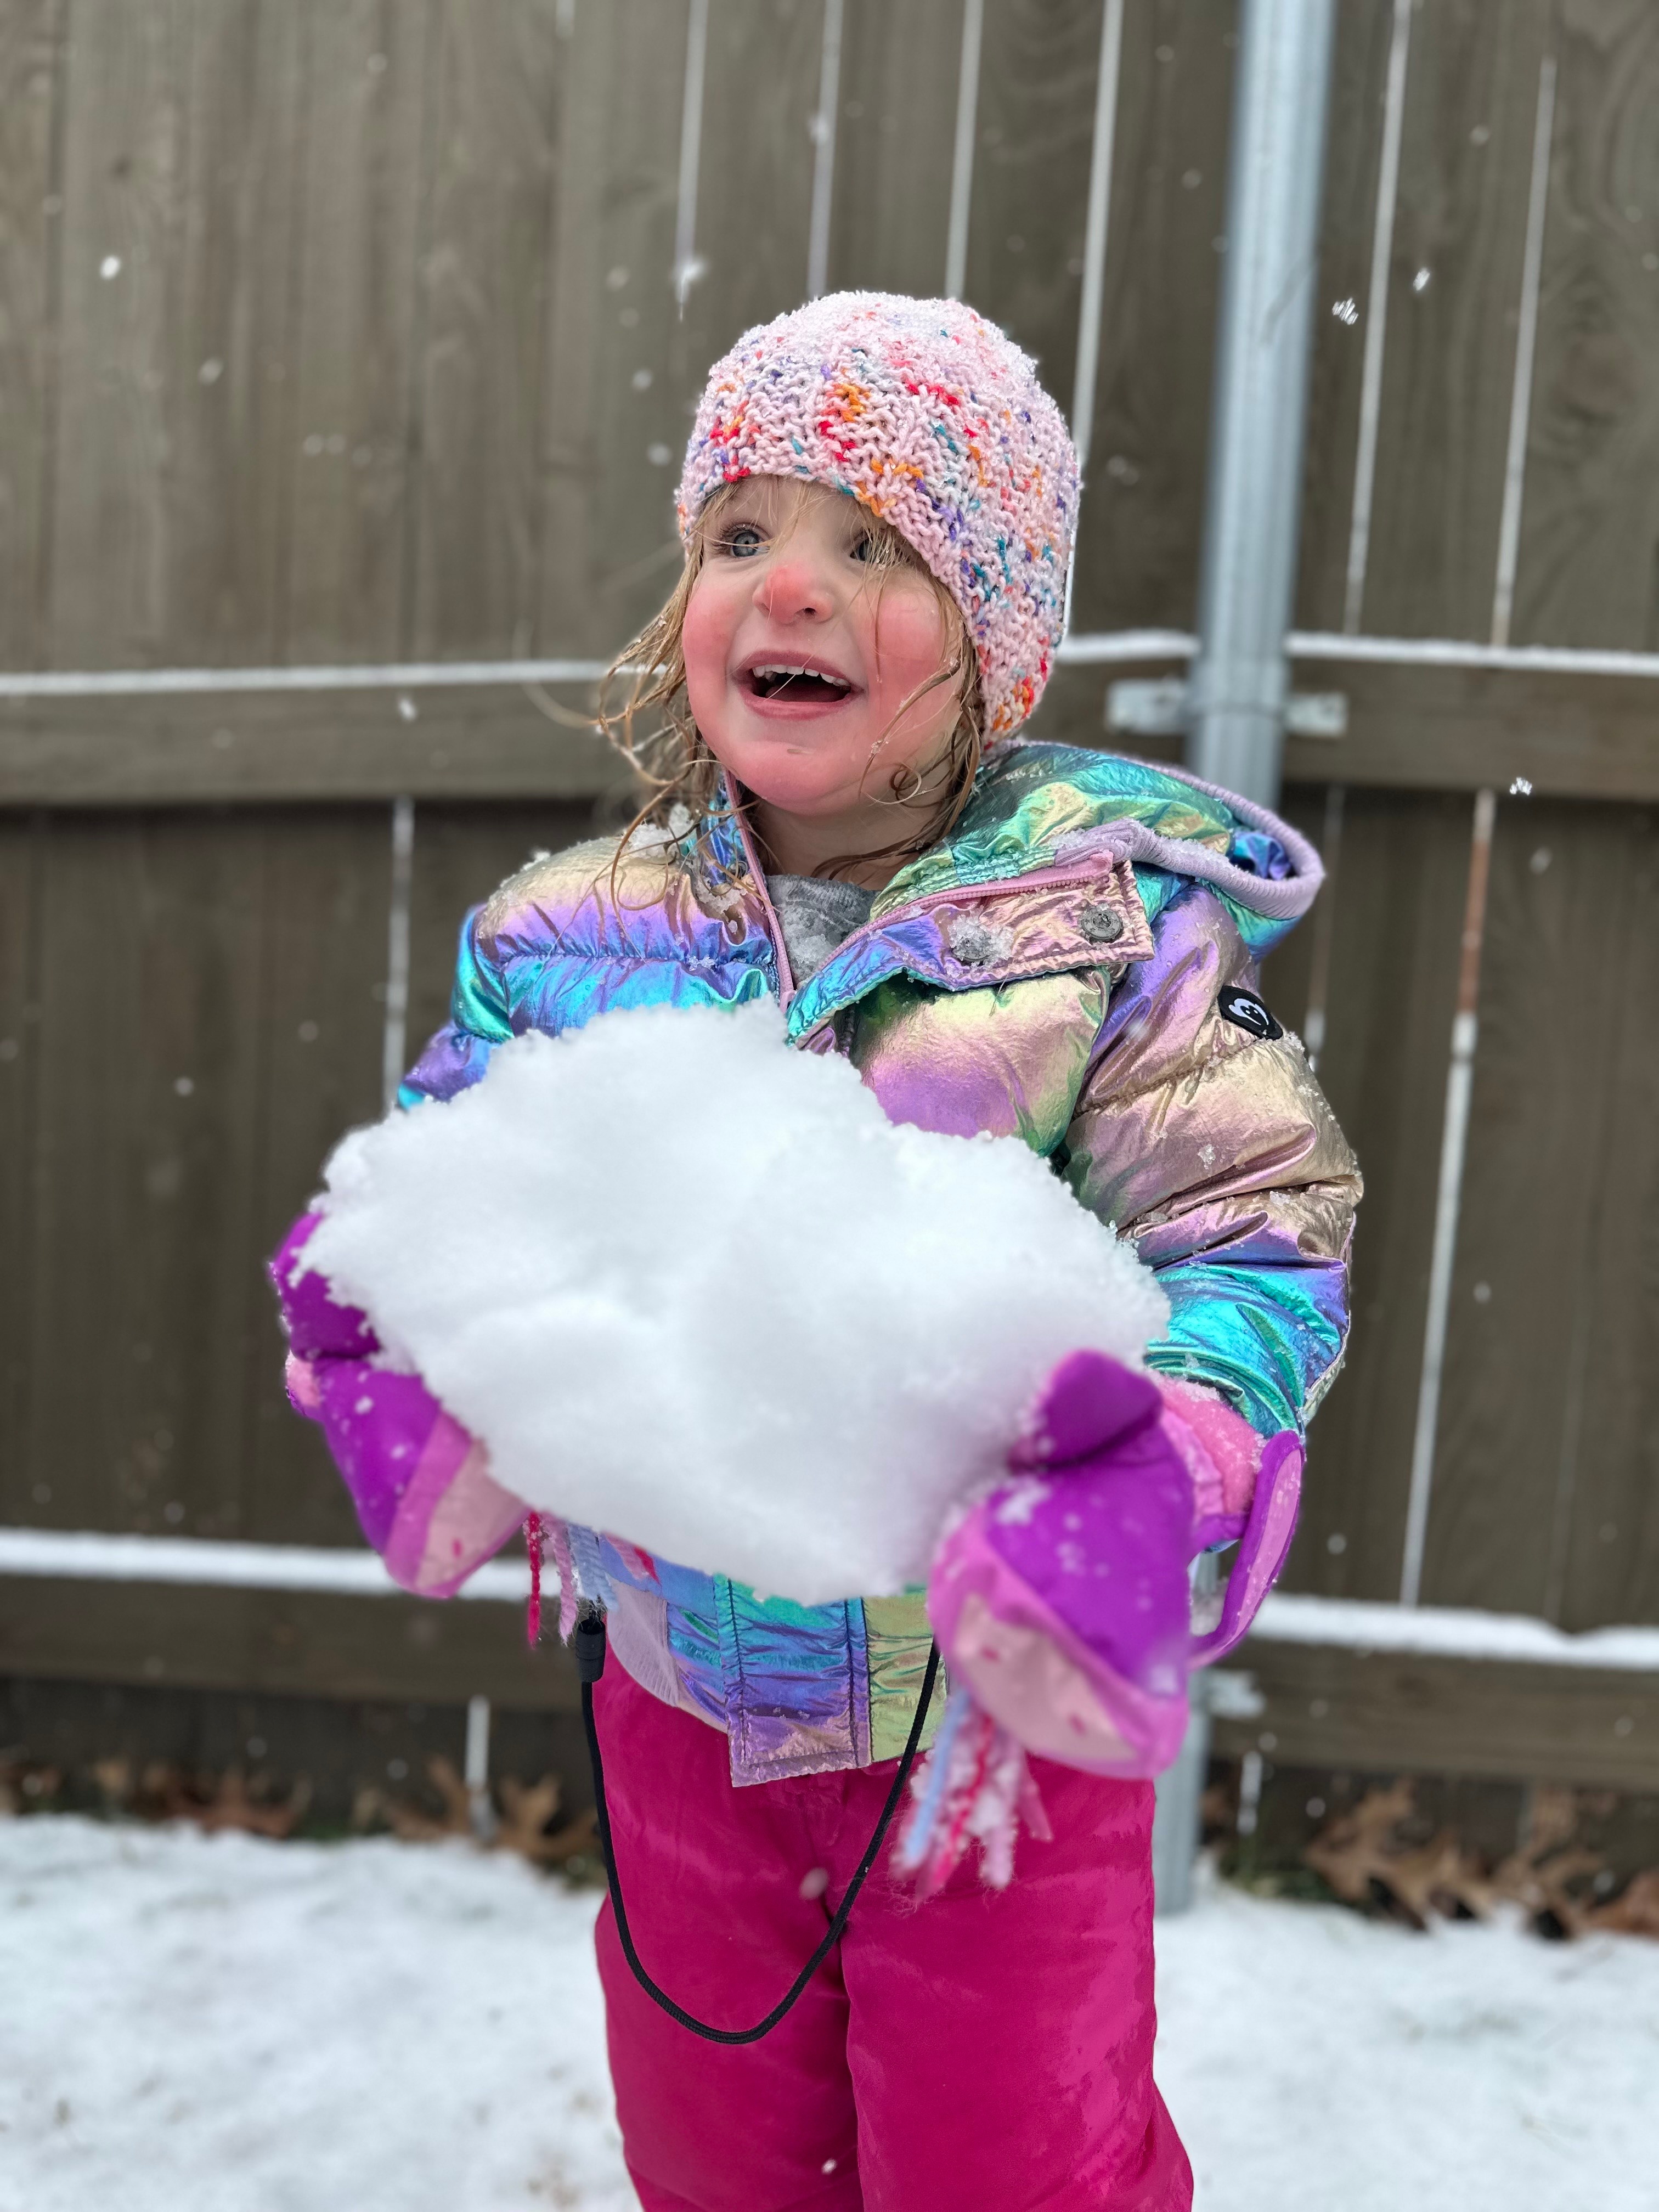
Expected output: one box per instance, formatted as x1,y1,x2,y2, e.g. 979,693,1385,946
402,742,1359,1784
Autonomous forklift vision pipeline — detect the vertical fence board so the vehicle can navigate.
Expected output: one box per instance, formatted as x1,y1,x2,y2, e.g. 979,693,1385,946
1426,798,1659,1624
408,2,565,663
0,816,43,1519
21,815,269,1537
47,0,303,669
0,2,63,670
681,0,824,372
1293,0,1400,634
1510,1,1659,651
1357,0,1554,640
239,810,393,1545
162,1,303,664
1068,0,1235,635
1271,790,1473,1601
280,2,432,664
963,0,1101,393
47,1,191,665
1557,802,1659,1628
537,0,688,659
826,0,961,299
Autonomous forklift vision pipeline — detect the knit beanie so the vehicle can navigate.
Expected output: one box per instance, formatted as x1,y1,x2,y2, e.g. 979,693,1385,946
676,291,1078,737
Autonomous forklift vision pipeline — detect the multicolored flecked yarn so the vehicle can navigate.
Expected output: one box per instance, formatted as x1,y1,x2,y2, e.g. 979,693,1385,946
676,292,1079,736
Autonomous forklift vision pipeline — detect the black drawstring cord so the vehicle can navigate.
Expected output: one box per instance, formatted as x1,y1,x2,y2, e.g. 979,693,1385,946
575,1606,941,2045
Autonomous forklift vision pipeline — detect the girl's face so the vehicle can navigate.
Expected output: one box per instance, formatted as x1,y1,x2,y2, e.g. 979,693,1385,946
681,477,963,861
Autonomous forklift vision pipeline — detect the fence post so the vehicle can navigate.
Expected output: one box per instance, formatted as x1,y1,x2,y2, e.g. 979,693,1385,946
1155,0,1337,1911
1186,0,1337,808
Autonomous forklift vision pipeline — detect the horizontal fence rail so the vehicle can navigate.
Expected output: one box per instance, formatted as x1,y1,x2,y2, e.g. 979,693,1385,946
7,1526,1659,1669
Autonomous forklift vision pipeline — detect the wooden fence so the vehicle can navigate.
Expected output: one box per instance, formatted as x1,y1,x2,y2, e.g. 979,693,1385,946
2,0,1657,1796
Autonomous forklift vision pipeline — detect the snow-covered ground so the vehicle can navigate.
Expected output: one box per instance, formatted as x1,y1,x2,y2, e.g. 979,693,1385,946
2,1817,1655,2210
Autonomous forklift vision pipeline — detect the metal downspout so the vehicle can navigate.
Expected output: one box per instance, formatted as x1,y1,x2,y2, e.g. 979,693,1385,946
1154,0,1337,1917
1185,0,1338,809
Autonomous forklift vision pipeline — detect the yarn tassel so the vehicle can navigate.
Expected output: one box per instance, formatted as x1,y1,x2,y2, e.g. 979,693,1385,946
898,1692,1049,1897
524,1513,544,1649
549,1518,579,1642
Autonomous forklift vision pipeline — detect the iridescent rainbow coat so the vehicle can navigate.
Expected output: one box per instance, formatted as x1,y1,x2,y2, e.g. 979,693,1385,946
283,743,1359,1784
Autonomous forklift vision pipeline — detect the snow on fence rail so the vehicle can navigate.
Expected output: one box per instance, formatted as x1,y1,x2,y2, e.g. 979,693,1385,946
5,1526,1658,1673
6,631,1659,694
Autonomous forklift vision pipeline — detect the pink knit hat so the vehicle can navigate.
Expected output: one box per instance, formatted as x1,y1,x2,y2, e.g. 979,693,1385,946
676,292,1078,736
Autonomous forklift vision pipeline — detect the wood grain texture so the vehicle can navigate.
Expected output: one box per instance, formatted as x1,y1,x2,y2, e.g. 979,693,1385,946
825,0,961,297
0,813,43,1521
235,811,397,1546
18,813,270,1538
0,1575,578,1711
962,0,1101,393
1357,0,1554,639
679,0,823,369
1293,0,1398,634
537,0,690,657
1280,652,1659,801
408,1,565,662
1069,0,1237,634
46,0,191,665
1425,796,1659,1627
1510,0,1659,651
1216,1636,1659,1791
1272,790,1474,1603
1554,802,1659,1629
47,0,304,668
2,811,387,1548
280,0,433,663
0,685,637,805
0,1,64,669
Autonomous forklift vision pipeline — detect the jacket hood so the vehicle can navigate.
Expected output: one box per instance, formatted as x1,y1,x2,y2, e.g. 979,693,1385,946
881,742,1322,949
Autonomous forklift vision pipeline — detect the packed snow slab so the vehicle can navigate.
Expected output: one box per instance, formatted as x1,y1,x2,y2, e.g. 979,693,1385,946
5,1820,1657,2212
306,1001,1166,1603
1156,1866,1659,2210
0,1819,633,2212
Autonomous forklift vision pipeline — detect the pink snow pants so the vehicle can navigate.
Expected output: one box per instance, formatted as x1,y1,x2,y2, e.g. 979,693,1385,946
592,1666,1192,2212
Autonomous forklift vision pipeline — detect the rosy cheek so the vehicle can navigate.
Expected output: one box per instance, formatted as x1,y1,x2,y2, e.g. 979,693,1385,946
867,588,952,724
681,581,732,729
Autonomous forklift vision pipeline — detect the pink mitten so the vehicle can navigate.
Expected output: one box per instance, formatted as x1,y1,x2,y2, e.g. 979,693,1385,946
928,1351,1198,1779
911,1352,1304,1889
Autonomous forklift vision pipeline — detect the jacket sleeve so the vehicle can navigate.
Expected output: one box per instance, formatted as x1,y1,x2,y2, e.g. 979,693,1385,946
398,904,517,1107
272,1214,527,1596
1062,882,1360,1441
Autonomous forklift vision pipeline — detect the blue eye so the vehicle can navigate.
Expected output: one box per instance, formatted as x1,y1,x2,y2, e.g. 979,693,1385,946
722,524,765,558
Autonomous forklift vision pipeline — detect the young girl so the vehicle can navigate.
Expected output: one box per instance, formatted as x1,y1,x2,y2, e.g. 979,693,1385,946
275,293,1358,2211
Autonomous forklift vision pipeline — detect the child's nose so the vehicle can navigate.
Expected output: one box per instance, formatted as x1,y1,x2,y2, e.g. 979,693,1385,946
755,550,835,624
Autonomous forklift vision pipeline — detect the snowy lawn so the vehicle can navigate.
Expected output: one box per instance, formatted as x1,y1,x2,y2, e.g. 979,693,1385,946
2,1817,1655,2211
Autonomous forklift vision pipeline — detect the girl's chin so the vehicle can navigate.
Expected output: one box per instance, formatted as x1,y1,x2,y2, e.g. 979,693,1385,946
707,743,873,816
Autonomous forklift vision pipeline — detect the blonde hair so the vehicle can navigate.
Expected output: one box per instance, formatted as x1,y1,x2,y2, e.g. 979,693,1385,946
597,481,986,883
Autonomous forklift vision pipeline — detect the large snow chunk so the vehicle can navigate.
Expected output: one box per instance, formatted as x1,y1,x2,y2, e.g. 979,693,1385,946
306,1001,1167,1604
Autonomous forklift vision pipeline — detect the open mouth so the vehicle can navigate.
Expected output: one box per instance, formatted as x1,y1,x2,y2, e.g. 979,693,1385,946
740,662,855,706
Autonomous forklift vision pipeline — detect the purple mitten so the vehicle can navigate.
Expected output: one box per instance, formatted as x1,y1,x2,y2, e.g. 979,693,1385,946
929,1351,1198,1776
271,1212,525,1598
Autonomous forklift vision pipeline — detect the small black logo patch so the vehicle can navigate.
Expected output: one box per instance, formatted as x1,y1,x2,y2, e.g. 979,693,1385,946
1217,986,1283,1042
